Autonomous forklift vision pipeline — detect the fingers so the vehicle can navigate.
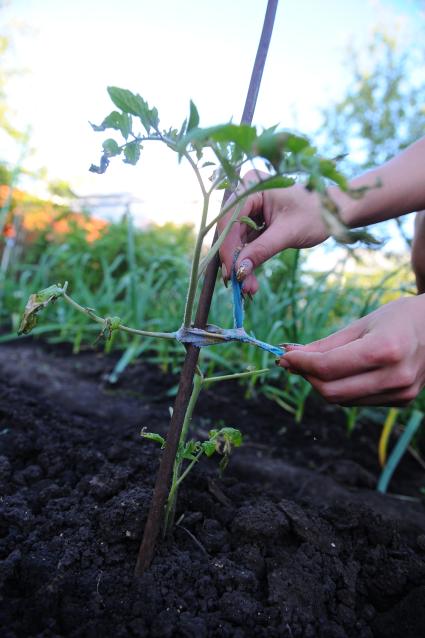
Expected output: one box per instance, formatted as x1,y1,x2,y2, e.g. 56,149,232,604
218,192,263,284
288,319,367,354
301,364,418,405
278,330,401,382
241,273,259,297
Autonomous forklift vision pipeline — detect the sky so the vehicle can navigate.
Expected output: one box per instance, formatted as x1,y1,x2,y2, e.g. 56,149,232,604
1,0,423,226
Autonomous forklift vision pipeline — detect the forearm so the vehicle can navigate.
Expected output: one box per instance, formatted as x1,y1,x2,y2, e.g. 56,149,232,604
333,136,425,228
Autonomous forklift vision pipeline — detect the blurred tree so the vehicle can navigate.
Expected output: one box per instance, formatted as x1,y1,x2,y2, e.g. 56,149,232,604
317,28,425,245
318,30,425,170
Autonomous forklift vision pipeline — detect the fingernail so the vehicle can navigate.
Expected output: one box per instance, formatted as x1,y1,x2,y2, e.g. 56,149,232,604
279,358,290,368
221,264,228,287
278,342,303,351
236,258,253,282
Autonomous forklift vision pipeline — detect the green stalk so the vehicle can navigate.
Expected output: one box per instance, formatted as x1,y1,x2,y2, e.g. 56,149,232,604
182,192,210,327
62,292,174,340
203,368,269,385
197,200,244,278
163,371,203,535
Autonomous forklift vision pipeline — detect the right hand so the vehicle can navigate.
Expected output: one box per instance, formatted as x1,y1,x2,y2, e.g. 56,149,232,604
218,170,330,295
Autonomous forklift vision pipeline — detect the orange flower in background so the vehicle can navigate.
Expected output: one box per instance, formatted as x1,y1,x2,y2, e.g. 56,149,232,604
0,186,107,244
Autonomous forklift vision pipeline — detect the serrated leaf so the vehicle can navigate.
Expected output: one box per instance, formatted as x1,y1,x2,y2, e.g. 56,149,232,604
141,429,166,448
254,131,310,162
181,440,201,460
201,440,217,457
179,123,256,155
187,100,199,132
248,175,295,193
107,87,159,133
18,285,64,336
102,138,121,157
319,159,348,190
123,141,141,165
90,111,132,139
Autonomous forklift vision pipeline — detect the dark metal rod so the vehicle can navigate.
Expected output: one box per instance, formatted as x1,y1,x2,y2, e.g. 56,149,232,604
135,0,279,576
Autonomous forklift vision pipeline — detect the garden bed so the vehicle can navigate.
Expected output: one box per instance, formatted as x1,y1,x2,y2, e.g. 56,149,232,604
1,340,425,638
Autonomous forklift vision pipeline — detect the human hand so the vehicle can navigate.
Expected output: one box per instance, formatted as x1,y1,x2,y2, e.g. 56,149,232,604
218,170,330,295
277,296,425,406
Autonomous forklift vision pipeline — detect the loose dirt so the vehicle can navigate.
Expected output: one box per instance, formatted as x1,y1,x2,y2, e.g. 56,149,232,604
1,340,424,637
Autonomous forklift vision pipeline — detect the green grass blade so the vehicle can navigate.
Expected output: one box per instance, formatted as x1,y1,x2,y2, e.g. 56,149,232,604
377,410,423,493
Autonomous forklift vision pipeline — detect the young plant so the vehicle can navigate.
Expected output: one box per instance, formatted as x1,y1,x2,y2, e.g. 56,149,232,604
18,87,367,572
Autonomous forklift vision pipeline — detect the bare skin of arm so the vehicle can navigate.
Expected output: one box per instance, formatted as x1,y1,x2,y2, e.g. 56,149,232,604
218,137,425,405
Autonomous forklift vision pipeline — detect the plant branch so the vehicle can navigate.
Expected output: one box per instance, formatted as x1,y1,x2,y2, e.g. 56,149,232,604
183,194,211,327
62,292,175,340
203,367,269,385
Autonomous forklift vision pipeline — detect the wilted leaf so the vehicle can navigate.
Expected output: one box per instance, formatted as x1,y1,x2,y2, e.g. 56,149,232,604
219,427,243,448
89,155,110,174
141,428,166,448
18,285,64,336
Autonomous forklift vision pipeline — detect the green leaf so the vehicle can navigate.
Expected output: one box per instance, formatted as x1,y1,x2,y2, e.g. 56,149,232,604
319,159,348,190
123,141,141,165
254,131,311,165
107,86,159,133
141,429,166,448
102,138,121,157
239,216,265,232
179,123,256,155
181,440,200,460
187,100,200,132
201,440,217,457
210,123,257,153
18,284,65,336
90,111,132,139
248,175,295,193
219,427,243,448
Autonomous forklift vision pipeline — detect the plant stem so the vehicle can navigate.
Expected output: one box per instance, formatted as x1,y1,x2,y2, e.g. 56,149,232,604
198,200,244,278
62,292,175,340
135,0,279,576
203,368,269,385
183,194,210,327
163,371,203,535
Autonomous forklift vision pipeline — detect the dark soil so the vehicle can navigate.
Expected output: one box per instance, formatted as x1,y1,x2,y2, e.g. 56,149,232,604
1,339,424,638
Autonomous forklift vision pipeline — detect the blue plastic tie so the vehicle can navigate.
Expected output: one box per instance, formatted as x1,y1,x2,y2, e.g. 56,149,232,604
231,268,244,329
175,258,286,357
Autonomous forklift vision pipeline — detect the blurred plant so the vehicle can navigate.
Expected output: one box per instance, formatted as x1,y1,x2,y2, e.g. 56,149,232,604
377,409,423,493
